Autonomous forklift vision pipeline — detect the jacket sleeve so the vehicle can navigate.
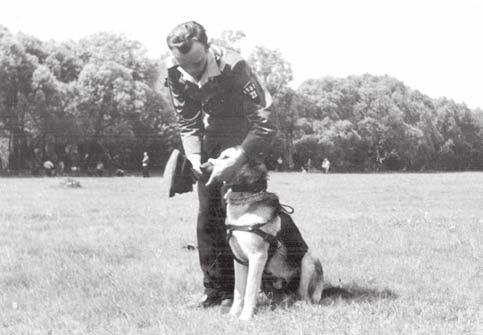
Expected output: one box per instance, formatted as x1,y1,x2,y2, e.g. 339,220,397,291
166,68,203,156
231,60,277,162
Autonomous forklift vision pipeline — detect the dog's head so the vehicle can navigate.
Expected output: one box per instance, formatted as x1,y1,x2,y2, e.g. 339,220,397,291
201,147,267,186
231,159,267,186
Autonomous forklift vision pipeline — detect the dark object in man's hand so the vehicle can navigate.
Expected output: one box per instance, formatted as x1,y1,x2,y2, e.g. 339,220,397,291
164,149,195,197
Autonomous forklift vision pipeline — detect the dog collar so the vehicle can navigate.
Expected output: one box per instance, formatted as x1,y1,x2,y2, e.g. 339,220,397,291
226,191,267,206
230,179,267,193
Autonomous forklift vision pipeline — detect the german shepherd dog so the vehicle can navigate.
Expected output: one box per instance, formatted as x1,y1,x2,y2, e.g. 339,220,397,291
205,148,324,320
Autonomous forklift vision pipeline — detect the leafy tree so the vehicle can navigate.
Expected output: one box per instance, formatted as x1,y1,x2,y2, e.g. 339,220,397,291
0,28,38,170
248,46,293,96
210,30,246,53
45,41,83,83
1,26,482,173
296,74,483,171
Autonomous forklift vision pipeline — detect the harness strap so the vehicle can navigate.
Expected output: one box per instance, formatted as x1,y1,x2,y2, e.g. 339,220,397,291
231,250,249,265
226,223,277,243
226,221,278,265
225,204,296,266
225,226,249,265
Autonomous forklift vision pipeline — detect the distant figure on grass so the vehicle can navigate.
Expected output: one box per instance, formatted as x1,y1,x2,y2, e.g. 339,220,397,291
95,161,104,176
321,158,330,173
305,158,313,173
43,160,55,176
57,160,65,176
142,152,150,177
71,165,80,176
292,152,302,171
276,156,283,171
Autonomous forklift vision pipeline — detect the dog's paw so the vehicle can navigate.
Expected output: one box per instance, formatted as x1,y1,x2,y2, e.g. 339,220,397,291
228,304,242,317
238,312,254,321
228,310,240,317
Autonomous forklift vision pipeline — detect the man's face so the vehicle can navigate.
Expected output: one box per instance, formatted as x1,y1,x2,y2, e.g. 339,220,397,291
171,41,208,80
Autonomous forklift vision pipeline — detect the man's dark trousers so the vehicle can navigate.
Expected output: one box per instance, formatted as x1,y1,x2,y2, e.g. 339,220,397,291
196,181,234,299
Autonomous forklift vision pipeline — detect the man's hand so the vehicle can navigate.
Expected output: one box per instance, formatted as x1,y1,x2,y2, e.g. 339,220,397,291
187,154,202,180
206,148,247,186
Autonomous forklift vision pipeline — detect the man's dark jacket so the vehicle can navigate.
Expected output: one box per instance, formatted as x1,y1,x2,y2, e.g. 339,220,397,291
165,46,276,161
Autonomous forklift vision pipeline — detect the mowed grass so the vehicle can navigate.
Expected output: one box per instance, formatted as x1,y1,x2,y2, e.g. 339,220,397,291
0,172,481,335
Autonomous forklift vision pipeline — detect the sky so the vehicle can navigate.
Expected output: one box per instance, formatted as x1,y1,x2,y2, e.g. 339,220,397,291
1,0,482,109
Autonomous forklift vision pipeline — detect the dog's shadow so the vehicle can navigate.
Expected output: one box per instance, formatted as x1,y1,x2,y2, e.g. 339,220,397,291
260,282,398,310
320,283,398,303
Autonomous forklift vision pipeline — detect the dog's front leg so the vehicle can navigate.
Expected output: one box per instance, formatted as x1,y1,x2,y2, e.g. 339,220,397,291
229,261,247,317
239,251,268,320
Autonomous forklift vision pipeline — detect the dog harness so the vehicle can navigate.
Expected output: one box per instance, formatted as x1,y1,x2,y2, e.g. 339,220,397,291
225,186,308,294
225,199,294,266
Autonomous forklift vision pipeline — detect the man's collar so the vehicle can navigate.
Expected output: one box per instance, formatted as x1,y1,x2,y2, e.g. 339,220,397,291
168,48,223,87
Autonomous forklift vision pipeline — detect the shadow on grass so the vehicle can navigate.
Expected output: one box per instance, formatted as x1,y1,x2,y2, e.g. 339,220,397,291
321,283,398,304
261,283,397,310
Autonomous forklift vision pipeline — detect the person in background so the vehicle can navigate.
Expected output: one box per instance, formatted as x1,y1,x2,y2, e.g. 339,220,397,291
95,161,104,176
43,160,55,176
322,158,330,173
57,160,65,176
276,156,283,171
142,152,150,177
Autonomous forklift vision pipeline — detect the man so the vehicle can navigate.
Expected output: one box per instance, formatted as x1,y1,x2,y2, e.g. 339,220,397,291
43,160,55,177
165,21,277,307
322,158,330,173
142,152,150,177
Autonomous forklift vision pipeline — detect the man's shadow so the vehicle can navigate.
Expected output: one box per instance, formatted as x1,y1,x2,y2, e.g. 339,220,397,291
260,282,398,309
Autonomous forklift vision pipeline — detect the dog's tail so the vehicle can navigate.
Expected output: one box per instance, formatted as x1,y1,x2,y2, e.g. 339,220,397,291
308,258,324,303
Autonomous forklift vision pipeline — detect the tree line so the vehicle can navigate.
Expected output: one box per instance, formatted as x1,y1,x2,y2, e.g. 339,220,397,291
0,26,179,174
1,26,482,174
291,75,483,171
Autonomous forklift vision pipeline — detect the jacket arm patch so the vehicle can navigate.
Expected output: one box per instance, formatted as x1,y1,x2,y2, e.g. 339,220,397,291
242,81,261,104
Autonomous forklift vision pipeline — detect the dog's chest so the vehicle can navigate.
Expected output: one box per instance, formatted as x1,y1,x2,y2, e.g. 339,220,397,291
266,244,298,281
226,203,274,228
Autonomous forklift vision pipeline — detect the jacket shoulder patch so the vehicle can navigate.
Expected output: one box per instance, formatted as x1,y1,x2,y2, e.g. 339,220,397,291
242,81,260,103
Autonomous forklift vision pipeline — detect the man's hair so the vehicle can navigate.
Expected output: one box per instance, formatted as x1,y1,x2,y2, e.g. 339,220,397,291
166,21,209,53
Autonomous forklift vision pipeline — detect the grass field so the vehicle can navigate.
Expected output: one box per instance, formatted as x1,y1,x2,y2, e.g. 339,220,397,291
0,172,482,334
